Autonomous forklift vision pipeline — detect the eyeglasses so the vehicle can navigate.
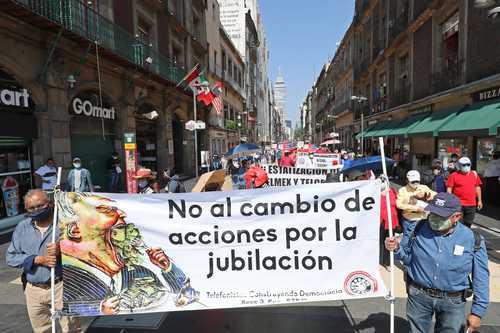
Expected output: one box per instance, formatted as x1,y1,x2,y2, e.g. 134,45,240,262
25,203,48,213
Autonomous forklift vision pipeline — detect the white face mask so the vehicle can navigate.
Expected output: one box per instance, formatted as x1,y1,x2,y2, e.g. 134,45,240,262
73,163,81,169
408,182,419,189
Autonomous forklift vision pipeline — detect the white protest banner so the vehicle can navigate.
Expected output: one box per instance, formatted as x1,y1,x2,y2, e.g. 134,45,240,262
296,152,342,170
57,181,386,317
262,165,328,186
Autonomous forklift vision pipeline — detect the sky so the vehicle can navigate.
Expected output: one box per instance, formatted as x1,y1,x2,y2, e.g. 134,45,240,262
259,1,355,126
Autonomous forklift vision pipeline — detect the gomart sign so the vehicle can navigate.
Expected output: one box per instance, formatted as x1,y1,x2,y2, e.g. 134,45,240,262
263,165,328,187
70,95,116,120
57,181,386,317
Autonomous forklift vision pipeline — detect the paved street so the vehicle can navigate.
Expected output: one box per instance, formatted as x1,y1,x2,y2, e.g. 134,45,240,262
0,199,499,333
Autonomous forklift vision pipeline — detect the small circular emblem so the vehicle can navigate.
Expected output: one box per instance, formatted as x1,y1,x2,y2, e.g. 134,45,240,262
344,271,378,296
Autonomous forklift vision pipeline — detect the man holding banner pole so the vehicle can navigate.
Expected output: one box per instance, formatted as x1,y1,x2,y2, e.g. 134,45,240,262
385,192,489,333
6,189,80,333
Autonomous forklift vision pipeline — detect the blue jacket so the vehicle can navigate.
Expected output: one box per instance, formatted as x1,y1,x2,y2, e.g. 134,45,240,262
396,222,489,317
66,168,94,192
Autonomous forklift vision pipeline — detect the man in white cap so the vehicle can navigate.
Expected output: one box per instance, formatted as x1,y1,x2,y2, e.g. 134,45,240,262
397,170,437,236
446,157,483,227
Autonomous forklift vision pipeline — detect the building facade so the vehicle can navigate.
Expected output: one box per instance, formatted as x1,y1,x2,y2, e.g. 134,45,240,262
308,0,500,179
0,0,208,230
205,0,245,156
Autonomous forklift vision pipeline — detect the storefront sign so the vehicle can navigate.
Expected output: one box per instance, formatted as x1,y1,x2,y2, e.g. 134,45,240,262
71,97,116,120
473,86,500,102
410,105,433,115
58,181,386,316
0,88,30,108
124,133,137,194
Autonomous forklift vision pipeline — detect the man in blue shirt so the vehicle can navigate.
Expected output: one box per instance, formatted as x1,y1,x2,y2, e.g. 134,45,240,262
385,192,489,333
6,189,79,333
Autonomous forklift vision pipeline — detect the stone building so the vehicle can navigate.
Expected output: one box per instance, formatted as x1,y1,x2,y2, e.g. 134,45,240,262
308,0,500,177
0,0,207,230
205,0,245,155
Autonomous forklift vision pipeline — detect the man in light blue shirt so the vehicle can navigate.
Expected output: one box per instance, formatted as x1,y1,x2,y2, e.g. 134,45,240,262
6,189,79,332
385,192,489,333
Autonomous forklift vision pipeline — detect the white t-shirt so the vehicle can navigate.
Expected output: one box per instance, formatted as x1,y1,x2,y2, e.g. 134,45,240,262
74,169,82,191
35,165,57,190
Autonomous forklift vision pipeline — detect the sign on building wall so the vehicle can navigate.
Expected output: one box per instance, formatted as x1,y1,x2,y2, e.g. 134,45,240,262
473,86,500,102
124,133,137,194
70,91,117,120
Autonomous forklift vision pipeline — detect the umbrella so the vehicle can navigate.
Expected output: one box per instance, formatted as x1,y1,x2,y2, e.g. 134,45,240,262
320,139,341,145
224,143,260,159
341,156,395,174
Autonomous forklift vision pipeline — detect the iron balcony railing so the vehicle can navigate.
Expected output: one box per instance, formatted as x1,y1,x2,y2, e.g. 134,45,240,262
432,60,463,94
13,0,186,84
391,84,411,108
389,10,409,42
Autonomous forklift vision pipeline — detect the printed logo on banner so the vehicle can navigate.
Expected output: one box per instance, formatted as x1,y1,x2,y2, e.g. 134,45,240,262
343,271,378,296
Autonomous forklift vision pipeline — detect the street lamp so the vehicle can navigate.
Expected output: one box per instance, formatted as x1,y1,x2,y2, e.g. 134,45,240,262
474,0,500,20
351,95,368,155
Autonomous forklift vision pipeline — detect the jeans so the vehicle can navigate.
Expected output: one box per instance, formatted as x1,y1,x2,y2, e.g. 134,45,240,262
461,206,476,228
108,171,120,193
407,285,466,333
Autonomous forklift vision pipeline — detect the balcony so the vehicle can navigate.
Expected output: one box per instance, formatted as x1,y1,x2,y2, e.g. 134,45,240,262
432,60,462,94
3,0,187,86
332,100,353,116
371,96,387,114
354,103,370,120
389,11,409,42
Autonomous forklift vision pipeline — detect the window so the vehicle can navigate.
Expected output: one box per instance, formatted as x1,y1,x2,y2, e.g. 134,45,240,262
137,17,151,46
213,50,217,72
212,2,216,20
233,64,237,80
222,52,227,72
442,12,459,71
228,59,233,77
193,14,201,40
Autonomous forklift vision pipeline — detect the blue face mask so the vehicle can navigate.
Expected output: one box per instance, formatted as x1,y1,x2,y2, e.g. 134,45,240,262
461,165,471,173
27,206,52,221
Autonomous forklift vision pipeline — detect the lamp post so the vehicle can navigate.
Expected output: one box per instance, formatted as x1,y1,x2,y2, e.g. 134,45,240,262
474,0,500,20
351,95,368,155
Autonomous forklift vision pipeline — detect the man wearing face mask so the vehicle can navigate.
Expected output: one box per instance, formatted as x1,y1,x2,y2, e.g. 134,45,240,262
447,157,483,228
397,170,437,237
6,189,80,332
66,157,94,192
385,192,489,333
133,168,157,194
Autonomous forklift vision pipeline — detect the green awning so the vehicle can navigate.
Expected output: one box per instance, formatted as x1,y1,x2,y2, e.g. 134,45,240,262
439,101,500,136
407,108,460,137
385,113,428,137
356,121,387,139
374,118,406,137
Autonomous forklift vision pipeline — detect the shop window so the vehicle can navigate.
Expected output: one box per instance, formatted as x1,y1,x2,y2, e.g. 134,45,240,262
438,138,468,166
477,138,497,175
0,140,32,219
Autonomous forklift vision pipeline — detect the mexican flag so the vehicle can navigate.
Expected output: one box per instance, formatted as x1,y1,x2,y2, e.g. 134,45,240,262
176,64,215,106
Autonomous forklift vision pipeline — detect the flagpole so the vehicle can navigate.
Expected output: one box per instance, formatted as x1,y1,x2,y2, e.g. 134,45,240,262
194,93,199,179
51,167,62,333
379,137,395,333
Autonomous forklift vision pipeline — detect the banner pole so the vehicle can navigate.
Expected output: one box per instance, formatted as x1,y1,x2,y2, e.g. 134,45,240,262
51,167,62,333
194,93,199,179
378,137,395,333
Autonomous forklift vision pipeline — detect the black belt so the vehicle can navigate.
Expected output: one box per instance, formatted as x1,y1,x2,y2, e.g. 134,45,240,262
409,280,464,298
29,277,62,289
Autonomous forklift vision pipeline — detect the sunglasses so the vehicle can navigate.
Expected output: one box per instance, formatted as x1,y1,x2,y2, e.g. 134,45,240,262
410,181,420,185
461,163,471,167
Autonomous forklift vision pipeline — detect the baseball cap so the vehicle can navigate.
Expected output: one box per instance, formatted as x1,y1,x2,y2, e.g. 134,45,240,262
72,157,81,163
457,157,471,165
425,192,462,217
406,170,420,182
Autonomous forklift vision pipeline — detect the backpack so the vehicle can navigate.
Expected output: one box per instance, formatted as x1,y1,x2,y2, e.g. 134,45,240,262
409,221,482,298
